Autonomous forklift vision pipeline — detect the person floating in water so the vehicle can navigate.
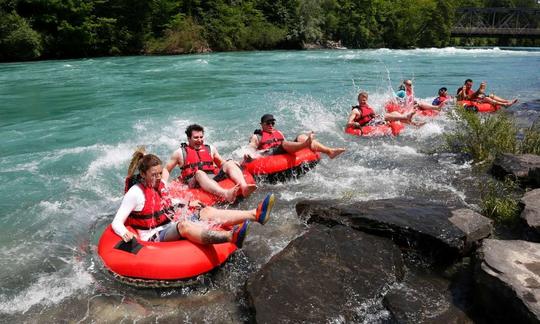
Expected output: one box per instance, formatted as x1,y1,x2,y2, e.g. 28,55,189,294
349,91,418,129
432,87,452,107
244,114,346,161
456,79,518,107
400,79,444,112
162,124,257,203
114,150,275,248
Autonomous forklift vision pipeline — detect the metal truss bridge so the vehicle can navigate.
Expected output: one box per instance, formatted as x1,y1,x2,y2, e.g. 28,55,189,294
451,7,540,38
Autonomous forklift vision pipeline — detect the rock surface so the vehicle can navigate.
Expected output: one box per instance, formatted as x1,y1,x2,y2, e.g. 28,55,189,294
474,239,540,323
246,225,404,323
383,269,474,323
491,153,540,188
296,199,493,262
521,189,540,235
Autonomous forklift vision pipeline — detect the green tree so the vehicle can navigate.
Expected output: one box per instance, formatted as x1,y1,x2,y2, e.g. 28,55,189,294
0,10,42,60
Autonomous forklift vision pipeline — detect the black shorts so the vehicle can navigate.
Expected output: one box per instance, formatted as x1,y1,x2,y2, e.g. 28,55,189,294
187,168,229,188
261,145,287,156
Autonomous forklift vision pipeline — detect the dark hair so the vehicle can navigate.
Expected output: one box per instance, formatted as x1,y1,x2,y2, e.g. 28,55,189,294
139,154,162,174
127,146,146,177
465,79,473,84
185,124,204,138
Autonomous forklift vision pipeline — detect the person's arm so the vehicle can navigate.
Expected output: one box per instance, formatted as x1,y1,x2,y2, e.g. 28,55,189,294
162,150,181,183
346,108,361,128
212,145,225,168
111,188,141,242
248,134,259,150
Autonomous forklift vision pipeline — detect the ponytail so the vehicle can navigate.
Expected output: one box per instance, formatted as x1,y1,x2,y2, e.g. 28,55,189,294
127,146,146,177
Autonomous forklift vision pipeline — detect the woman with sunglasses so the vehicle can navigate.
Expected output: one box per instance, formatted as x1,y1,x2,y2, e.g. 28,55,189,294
245,114,345,160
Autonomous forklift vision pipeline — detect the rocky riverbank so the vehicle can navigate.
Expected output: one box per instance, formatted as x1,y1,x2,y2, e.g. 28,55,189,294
242,153,540,323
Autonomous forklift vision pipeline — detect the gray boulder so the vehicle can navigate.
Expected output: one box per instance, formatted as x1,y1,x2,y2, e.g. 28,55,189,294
296,199,492,262
474,239,540,323
521,189,540,236
383,269,474,323
491,153,540,188
246,225,404,323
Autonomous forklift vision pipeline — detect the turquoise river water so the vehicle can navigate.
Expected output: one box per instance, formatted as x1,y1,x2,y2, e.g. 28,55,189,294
1,48,539,322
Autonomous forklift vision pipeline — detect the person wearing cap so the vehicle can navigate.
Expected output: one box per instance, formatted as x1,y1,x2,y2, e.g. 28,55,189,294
456,79,518,107
432,87,452,106
245,114,346,160
162,124,257,203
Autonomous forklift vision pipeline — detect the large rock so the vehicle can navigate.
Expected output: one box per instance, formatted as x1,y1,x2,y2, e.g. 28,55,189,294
383,269,474,323
474,239,540,324
246,225,404,323
521,189,540,236
491,153,540,188
296,199,493,262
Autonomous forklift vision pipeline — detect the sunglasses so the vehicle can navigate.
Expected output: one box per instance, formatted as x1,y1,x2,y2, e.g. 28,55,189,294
265,121,275,126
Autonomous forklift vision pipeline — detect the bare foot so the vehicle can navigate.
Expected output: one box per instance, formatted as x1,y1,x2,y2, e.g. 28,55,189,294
328,148,346,159
405,110,415,121
241,184,257,197
223,185,240,203
508,98,518,106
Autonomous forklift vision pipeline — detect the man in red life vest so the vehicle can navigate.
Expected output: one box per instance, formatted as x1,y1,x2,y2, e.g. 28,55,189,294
245,114,345,160
162,124,256,203
456,79,518,107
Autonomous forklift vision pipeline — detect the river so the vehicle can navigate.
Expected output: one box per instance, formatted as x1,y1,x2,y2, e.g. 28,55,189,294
1,47,539,322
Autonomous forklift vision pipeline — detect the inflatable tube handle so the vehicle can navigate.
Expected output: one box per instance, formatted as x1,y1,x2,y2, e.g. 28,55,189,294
115,238,144,254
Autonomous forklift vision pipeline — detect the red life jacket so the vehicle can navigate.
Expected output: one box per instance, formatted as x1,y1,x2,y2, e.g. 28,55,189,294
125,182,172,230
352,105,375,126
255,129,285,150
180,143,217,182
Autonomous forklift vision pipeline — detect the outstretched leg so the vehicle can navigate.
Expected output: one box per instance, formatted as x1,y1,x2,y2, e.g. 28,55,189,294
296,132,345,159
200,193,275,226
193,170,239,203
221,160,257,197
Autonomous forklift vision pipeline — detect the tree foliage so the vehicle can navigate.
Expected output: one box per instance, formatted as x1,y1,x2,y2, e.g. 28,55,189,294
0,0,537,61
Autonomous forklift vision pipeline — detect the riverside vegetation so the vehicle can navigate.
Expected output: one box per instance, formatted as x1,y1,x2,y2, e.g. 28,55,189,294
445,106,540,224
1,0,539,62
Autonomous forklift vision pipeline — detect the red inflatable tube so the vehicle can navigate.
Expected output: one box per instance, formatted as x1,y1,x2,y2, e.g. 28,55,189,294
167,169,255,206
386,102,439,117
345,122,404,137
98,225,237,281
242,148,320,180
459,100,501,113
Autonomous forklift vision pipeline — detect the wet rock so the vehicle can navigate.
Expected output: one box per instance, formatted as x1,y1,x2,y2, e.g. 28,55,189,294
491,153,540,188
383,270,473,323
246,225,404,323
296,199,492,263
521,189,540,237
474,239,540,324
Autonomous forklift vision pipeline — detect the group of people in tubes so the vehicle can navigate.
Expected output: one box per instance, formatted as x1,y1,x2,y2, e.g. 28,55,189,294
346,78,519,133
112,122,346,250
112,78,518,251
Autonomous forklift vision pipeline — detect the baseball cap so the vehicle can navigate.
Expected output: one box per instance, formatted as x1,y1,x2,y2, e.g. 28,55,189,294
261,114,276,123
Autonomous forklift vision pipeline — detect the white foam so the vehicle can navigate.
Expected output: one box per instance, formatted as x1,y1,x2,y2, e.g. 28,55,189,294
0,259,94,314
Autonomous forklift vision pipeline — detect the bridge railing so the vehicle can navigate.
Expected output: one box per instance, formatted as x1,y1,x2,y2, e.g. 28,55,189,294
451,7,540,37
